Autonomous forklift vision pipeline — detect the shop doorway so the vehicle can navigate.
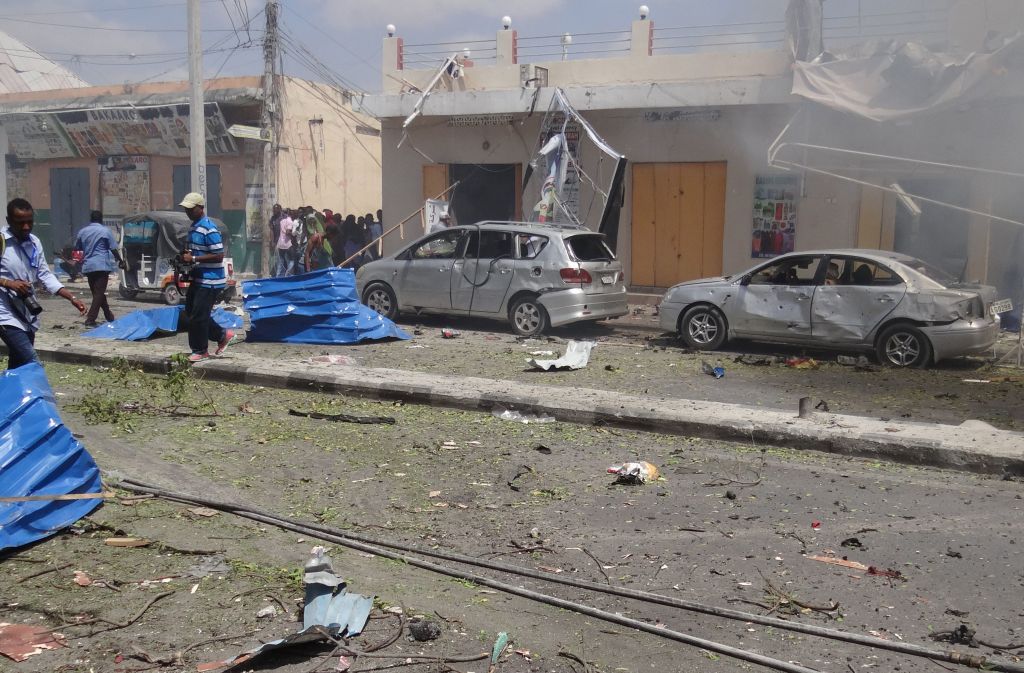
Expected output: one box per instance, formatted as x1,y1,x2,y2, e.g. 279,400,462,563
49,167,90,254
893,178,969,277
630,162,727,289
437,164,519,226
173,165,222,219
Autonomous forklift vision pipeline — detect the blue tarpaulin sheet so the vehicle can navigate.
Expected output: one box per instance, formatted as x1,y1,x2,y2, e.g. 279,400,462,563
81,306,243,341
243,268,410,344
0,363,103,551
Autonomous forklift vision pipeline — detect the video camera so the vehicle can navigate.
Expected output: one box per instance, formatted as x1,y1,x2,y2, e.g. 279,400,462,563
172,251,195,283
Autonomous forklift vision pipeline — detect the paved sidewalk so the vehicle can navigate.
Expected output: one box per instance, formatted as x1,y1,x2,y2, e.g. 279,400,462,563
28,331,1024,477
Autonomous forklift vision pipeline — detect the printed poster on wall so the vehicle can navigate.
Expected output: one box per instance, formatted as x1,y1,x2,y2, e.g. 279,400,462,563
0,104,237,159
538,113,581,224
5,157,29,203
101,156,150,220
244,150,266,242
752,174,798,258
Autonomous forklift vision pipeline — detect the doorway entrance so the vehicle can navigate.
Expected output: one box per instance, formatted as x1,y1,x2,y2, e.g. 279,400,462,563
630,162,727,289
49,167,90,254
423,164,520,227
173,165,222,219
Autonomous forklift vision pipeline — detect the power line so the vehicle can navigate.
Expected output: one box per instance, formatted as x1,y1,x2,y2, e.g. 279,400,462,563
0,0,219,18
281,3,381,76
0,15,244,32
276,27,364,94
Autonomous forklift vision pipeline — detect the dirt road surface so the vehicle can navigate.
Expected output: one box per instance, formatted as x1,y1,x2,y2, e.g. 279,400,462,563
2,362,1021,673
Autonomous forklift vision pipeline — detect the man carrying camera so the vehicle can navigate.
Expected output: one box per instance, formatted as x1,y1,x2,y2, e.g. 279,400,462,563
179,192,233,362
1,198,86,369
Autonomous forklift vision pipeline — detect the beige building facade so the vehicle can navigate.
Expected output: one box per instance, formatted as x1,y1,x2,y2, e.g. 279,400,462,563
362,0,1024,301
0,76,381,274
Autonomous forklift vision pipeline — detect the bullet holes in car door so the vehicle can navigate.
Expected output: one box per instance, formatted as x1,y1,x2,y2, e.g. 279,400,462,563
735,255,823,338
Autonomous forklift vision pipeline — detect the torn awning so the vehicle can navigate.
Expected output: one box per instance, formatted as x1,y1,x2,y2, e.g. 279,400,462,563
0,363,102,551
792,33,1024,121
242,268,410,345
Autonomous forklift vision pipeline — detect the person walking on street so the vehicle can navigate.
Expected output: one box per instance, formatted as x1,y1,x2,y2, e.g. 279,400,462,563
179,193,233,362
268,204,283,276
0,198,86,369
75,210,125,327
364,212,382,261
275,208,295,277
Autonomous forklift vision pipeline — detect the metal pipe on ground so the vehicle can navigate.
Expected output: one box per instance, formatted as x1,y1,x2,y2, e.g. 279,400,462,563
118,479,1019,673
119,480,822,673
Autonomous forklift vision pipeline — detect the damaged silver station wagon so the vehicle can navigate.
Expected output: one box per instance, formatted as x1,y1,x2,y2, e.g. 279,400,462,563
356,221,628,336
658,250,1002,368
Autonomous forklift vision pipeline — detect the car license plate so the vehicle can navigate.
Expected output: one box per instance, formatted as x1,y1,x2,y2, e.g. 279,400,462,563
601,274,615,285
990,298,1013,315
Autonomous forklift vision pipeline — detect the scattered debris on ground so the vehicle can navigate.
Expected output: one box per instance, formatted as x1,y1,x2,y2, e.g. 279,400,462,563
529,340,594,371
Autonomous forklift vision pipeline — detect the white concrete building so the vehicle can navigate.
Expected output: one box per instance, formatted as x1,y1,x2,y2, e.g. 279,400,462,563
362,0,1024,301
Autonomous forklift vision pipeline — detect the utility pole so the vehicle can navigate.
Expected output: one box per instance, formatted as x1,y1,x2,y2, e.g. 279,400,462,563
188,0,207,196
260,0,280,275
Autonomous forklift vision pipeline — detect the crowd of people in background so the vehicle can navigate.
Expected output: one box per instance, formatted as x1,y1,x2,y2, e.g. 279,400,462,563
269,204,383,277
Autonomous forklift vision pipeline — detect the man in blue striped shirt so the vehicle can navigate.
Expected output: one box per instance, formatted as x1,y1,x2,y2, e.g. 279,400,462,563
179,192,233,362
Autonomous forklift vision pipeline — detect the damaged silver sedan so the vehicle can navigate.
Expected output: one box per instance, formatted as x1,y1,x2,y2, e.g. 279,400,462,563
658,250,1001,368
356,221,627,336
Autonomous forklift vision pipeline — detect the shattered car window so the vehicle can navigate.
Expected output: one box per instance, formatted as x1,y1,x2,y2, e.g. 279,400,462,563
566,234,614,262
463,231,514,259
748,256,822,286
516,234,548,259
902,257,957,287
831,257,904,287
412,230,461,260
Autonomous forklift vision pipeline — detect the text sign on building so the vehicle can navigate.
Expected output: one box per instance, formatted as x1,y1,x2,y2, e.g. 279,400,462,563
447,114,515,127
1,103,237,159
228,124,273,142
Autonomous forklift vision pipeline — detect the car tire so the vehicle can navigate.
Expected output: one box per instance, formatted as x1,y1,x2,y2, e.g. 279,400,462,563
363,282,399,320
679,304,727,350
509,295,549,337
162,284,182,306
118,285,139,300
876,323,932,368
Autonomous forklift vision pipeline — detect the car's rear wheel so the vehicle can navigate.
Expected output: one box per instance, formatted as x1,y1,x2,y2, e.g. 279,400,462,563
876,324,932,368
363,283,398,320
509,295,549,337
679,305,727,350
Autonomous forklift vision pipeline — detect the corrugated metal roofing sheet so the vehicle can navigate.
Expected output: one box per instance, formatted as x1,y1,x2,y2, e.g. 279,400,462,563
0,363,103,551
0,30,90,94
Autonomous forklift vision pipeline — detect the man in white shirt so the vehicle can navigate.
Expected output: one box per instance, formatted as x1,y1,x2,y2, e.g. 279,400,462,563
275,209,296,276
0,198,86,369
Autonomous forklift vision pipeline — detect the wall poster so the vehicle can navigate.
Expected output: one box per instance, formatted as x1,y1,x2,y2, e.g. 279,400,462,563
752,174,798,258
101,155,150,220
537,112,581,224
244,149,266,242
5,157,29,203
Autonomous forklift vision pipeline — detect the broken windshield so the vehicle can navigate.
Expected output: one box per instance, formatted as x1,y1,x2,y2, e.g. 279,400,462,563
566,234,614,262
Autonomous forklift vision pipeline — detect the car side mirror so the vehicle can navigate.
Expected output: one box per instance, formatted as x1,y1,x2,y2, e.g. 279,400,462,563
739,274,752,286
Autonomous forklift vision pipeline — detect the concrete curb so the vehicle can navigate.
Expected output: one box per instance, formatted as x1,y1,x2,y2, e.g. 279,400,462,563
28,340,1024,477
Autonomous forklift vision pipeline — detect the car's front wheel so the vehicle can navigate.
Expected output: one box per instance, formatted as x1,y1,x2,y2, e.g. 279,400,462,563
679,304,727,350
509,295,549,337
162,284,182,306
362,283,398,320
876,324,932,368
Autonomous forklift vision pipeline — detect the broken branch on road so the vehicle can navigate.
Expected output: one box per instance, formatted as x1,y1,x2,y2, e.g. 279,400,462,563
288,408,396,425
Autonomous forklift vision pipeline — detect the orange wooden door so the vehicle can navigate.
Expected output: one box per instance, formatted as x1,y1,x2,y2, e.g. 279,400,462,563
631,162,725,288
